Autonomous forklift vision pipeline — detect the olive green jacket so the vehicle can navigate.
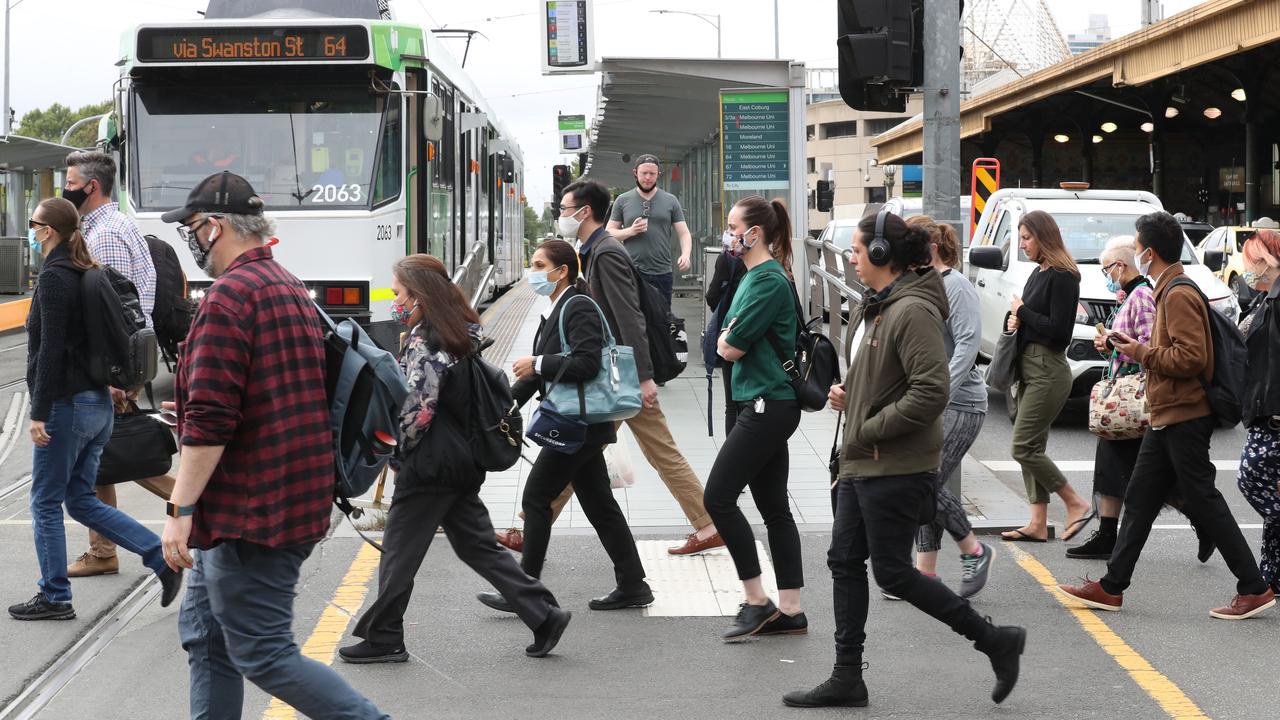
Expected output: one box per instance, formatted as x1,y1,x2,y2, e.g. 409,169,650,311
838,268,951,478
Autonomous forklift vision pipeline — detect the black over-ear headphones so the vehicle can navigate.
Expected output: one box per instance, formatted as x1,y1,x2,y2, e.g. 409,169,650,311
868,205,893,266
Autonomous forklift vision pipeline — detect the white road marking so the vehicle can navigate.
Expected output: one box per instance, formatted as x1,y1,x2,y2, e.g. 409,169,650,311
981,459,1241,473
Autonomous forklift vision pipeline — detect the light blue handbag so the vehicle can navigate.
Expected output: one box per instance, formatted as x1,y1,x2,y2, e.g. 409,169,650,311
546,294,643,423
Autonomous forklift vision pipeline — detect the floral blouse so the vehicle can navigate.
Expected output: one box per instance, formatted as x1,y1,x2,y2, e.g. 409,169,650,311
397,323,481,456
1108,280,1155,375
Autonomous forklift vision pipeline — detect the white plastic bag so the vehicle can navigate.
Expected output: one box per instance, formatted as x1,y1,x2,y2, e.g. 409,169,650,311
605,434,636,489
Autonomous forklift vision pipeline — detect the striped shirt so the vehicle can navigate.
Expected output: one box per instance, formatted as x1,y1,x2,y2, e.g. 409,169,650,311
82,202,156,328
176,247,333,549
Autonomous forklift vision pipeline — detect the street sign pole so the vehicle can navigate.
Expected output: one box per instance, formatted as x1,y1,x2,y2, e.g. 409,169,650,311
922,1,962,244
922,0,963,497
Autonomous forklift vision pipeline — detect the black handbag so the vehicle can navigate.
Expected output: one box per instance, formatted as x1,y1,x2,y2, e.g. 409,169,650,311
96,405,177,486
526,400,588,455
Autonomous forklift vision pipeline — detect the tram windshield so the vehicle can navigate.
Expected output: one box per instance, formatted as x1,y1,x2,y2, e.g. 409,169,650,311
131,82,390,211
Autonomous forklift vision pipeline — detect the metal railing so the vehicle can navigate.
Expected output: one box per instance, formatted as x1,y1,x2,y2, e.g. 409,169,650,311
450,241,491,309
802,235,865,371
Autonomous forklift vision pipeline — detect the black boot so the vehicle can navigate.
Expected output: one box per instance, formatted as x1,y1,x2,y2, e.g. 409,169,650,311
975,622,1026,704
781,658,868,708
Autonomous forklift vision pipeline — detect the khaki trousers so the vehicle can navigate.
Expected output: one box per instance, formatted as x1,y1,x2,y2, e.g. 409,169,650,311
88,475,176,558
532,400,712,530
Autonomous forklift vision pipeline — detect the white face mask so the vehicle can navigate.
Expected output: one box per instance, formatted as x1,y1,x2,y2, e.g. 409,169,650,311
558,206,586,238
1135,248,1153,277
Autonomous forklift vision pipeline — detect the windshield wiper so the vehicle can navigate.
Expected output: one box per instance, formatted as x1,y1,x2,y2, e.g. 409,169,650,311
1075,257,1099,264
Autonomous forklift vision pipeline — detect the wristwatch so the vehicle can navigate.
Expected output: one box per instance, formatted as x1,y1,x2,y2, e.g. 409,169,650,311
165,502,196,518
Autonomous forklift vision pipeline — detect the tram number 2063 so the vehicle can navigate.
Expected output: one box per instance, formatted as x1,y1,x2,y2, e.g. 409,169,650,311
375,224,394,242
309,184,364,203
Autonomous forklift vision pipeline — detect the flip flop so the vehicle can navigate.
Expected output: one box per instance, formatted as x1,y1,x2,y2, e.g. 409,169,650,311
1001,529,1048,543
1061,511,1097,542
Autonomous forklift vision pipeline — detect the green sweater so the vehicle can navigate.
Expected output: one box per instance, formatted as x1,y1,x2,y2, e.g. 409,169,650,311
839,268,951,478
722,260,798,402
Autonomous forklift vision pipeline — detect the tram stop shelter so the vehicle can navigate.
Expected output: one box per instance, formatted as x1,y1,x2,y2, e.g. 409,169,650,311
873,0,1280,227
0,135,77,329
584,57,808,296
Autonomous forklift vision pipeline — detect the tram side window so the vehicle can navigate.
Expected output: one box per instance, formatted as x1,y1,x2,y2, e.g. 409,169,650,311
372,94,402,206
431,79,456,189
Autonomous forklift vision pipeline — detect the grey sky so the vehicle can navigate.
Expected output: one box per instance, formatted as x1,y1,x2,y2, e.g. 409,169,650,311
3,0,1205,209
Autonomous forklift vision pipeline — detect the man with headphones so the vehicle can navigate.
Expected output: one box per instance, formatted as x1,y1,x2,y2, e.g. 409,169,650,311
784,207,1027,711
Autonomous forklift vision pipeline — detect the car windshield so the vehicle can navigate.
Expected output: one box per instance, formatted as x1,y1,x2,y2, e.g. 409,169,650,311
131,83,388,211
831,225,856,249
1020,213,1196,264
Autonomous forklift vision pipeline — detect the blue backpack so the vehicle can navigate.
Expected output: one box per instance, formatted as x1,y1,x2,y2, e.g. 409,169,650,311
316,306,409,520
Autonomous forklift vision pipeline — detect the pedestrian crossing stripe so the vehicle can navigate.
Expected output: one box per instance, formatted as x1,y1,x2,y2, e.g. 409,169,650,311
980,460,1241,473
1007,544,1210,720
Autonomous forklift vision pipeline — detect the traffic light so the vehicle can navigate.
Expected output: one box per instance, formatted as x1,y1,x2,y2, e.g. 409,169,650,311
837,0,914,112
816,180,835,212
552,164,571,211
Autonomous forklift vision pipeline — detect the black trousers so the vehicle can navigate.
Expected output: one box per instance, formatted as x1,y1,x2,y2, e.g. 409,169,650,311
830,474,989,660
353,489,556,647
704,399,804,588
1103,415,1268,596
721,363,744,437
522,444,647,590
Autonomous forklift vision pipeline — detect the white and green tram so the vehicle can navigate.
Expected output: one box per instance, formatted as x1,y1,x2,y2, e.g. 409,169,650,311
102,0,526,349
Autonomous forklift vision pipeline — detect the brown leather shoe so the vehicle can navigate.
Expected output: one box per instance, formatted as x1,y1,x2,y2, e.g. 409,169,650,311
1056,580,1122,611
495,528,524,553
667,531,726,556
1209,588,1276,620
67,553,119,578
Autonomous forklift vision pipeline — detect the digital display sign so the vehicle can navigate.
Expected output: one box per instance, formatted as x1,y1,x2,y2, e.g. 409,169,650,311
137,26,370,63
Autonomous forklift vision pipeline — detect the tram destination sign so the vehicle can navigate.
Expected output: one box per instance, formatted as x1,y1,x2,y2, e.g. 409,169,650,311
721,90,790,191
137,26,370,63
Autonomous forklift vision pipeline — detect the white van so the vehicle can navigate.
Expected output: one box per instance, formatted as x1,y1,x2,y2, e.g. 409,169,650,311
966,186,1238,420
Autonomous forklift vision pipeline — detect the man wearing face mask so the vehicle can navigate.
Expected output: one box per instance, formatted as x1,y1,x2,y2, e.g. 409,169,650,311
158,172,390,719
606,154,693,306
61,150,166,580
491,179,723,559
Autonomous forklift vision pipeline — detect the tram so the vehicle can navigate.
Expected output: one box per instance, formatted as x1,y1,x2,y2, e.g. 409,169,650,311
100,0,526,349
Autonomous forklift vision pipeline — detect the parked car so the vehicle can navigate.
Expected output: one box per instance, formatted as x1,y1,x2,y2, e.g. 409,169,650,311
810,217,861,318
967,185,1238,421
1194,218,1277,304
1178,218,1215,245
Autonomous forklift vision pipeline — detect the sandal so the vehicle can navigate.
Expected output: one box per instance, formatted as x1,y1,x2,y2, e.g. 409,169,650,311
1001,528,1048,543
1061,511,1097,542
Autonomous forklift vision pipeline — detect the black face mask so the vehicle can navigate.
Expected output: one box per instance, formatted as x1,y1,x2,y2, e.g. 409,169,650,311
61,183,91,209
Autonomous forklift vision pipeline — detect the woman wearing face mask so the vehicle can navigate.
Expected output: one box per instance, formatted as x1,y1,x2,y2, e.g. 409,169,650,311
342,254,570,663
706,196,808,642
9,198,182,621
1001,210,1092,543
1068,236,1160,559
1235,228,1280,596
478,239,652,614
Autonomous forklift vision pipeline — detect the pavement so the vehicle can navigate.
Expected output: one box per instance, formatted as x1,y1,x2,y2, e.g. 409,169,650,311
0,289,1276,719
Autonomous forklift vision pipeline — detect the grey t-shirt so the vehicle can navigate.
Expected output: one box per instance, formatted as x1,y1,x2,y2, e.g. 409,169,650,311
609,188,686,276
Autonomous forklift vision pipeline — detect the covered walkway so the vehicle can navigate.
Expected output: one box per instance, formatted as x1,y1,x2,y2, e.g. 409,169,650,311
873,0,1280,225
0,134,77,329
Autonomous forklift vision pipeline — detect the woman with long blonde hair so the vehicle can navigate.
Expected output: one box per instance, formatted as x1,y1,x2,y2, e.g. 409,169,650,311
1001,210,1092,544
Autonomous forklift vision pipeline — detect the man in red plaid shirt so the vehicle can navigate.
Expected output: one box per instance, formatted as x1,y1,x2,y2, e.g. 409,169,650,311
159,172,389,719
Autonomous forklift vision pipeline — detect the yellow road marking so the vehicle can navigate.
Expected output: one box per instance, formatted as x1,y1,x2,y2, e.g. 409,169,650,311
262,542,382,719
1006,544,1210,719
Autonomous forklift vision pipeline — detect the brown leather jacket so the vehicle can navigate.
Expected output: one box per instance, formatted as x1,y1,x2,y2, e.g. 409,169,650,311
1132,264,1214,426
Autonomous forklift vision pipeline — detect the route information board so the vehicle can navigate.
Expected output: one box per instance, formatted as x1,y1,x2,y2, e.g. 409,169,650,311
721,90,790,191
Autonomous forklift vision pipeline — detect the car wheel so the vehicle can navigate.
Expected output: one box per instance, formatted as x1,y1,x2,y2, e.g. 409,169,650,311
1004,382,1020,423
1231,274,1253,306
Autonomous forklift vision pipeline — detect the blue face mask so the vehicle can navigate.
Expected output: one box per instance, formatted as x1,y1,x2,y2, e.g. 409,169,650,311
528,269,561,296
1106,276,1122,295
27,228,40,254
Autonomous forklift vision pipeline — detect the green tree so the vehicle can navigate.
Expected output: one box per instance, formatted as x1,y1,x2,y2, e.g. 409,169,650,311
523,204,544,240
17,100,113,148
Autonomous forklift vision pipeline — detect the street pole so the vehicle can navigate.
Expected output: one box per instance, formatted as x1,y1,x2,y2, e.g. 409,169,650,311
923,0,963,496
717,14,721,59
3,1,10,138
773,0,780,59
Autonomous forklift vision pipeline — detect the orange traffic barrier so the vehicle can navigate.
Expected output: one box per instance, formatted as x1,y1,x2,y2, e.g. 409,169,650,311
0,297,31,332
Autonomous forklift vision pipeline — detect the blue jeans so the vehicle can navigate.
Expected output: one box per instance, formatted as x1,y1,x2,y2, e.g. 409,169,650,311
30,389,164,603
179,540,390,720
640,271,674,308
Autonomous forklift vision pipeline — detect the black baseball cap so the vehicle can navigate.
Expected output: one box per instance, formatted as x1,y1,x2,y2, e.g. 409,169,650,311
633,154,660,169
161,171,265,223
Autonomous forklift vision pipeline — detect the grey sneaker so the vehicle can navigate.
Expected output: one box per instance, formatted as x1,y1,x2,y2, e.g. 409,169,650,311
959,543,995,599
